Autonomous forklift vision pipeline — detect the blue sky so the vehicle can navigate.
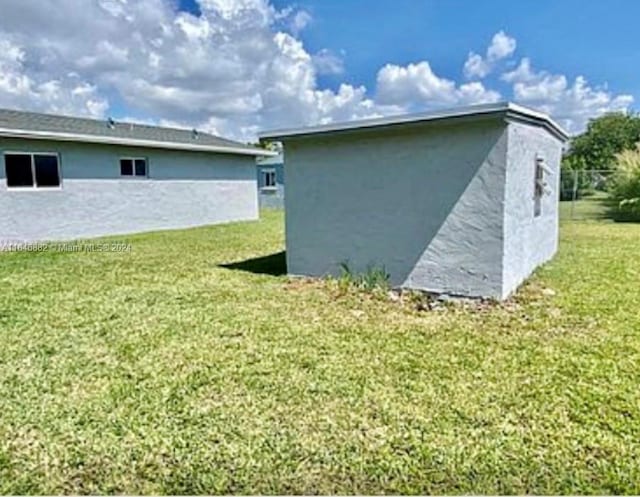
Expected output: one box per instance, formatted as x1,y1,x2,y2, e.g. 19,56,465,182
280,0,639,98
0,0,636,140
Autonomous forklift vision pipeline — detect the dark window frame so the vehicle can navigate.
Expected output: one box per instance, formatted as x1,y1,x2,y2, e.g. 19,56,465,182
261,168,277,190
4,152,62,189
120,157,148,178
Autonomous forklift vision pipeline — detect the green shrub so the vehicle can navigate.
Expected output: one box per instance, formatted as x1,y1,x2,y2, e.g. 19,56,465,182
610,145,640,221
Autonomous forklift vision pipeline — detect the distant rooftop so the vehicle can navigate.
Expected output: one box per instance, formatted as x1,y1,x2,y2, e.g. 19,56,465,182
259,102,569,142
0,108,274,157
257,152,283,165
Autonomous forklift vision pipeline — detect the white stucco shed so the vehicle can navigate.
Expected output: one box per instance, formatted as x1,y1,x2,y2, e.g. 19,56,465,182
260,102,568,300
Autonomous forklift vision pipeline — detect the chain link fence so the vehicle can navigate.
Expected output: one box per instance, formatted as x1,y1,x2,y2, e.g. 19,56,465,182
559,169,616,221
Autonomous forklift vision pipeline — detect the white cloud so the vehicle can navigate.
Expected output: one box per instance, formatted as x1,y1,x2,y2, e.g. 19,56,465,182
501,57,535,83
288,9,312,36
0,4,633,139
0,38,107,117
457,82,502,105
464,30,516,79
463,53,491,79
312,49,345,75
487,30,517,61
0,0,370,141
502,58,634,132
376,61,500,110
377,62,456,105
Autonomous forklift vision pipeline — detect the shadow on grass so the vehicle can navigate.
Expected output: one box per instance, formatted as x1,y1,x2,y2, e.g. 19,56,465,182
219,251,287,276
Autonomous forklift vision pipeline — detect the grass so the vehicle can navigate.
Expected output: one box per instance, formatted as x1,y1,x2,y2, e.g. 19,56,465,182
1,209,640,493
559,191,617,222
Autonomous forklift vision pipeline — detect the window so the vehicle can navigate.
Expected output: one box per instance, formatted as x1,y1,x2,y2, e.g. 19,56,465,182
35,155,61,187
261,168,277,190
5,153,60,188
134,159,146,176
120,157,147,177
120,158,133,176
5,154,33,187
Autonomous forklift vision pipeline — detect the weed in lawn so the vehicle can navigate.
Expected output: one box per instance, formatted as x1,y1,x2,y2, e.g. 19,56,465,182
333,261,390,295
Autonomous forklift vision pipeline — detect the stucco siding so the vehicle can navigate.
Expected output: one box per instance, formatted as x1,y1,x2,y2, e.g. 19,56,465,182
259,184,285,209
405,126,508,297
502,122,563,298
284,119,508,297
0,138,258,242
257,163,284,209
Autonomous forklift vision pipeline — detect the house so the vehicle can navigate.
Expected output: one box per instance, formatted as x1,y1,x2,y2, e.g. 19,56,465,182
256,152,284,209
0,108,273,242
259,102,569,300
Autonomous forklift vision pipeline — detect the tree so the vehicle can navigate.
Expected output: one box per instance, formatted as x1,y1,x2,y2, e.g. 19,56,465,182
560,111,640,200
563,112,640,171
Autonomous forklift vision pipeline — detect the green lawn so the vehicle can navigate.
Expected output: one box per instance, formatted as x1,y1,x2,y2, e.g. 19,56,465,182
559,192,617,222
1,210,640,494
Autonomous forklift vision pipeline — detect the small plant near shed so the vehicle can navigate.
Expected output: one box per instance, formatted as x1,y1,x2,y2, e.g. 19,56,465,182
334,261,390,295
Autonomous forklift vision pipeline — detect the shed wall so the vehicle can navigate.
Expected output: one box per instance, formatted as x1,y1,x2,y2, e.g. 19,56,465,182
284,119,508,298
0,138,258,242
502,121,563,297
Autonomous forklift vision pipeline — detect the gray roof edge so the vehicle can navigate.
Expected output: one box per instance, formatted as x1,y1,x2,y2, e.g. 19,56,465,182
503,103,569,141
0,126,276,157
0,107,276,157
258,102,569,142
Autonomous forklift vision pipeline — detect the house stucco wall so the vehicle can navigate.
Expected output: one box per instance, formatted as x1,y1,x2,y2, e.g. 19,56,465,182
501,121,563,298
257,163,284,209
284,118,509,298
0,138,258,242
